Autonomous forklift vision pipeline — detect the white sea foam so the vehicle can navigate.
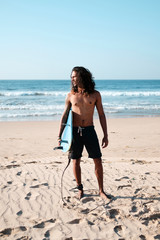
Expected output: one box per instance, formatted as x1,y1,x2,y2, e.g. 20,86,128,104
1,104,160,112
103,104,160,110
0,91,68,97
0,104,64,111
0,112,60,119
1,90,160,97
101,91,160,97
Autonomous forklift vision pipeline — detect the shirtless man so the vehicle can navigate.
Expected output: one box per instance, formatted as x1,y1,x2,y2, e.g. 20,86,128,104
58,66,109,201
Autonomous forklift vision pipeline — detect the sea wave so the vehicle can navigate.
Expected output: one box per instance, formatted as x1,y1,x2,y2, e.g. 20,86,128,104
101,91,160,97
0,104,64,111
103,104,160,110
0,91,68,97
1,108,159,120
1,90,160,97
1,104,160,111
0,112,61,119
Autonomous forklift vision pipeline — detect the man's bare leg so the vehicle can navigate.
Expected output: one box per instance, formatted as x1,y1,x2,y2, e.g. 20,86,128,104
73,159,84,199
93,158,110,202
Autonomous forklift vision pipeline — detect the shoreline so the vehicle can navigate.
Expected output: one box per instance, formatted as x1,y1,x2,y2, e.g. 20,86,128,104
0,114,160,123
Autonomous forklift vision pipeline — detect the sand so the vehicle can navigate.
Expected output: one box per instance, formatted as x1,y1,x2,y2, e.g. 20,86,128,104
0,117,160,240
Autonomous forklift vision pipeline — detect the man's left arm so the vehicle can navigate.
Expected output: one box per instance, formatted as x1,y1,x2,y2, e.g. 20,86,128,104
95,91,108,148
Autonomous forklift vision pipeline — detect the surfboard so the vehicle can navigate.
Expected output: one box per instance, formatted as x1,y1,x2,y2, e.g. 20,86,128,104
60,108,73,152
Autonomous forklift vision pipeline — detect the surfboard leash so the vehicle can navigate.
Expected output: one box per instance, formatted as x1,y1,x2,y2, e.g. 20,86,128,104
61,156,71,204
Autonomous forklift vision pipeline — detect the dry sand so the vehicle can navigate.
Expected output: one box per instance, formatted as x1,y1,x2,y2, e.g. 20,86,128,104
0,117,160,240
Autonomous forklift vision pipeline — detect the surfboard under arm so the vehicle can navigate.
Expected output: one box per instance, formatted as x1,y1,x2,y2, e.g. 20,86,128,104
53,109,72,153
61,109,72,152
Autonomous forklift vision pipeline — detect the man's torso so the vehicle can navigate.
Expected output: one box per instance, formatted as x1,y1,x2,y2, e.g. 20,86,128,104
69,91,98,127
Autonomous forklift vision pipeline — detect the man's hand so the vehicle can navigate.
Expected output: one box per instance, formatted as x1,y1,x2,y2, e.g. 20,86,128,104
58,137,61,146
102,137,108,148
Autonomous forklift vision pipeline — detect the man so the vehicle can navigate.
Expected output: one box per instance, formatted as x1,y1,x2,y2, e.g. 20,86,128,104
58,66,109,201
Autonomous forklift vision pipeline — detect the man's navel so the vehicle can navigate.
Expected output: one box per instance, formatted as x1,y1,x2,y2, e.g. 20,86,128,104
82,119,85,125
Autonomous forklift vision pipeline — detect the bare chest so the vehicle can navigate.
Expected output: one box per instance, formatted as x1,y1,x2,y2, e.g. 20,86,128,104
71,94,96,109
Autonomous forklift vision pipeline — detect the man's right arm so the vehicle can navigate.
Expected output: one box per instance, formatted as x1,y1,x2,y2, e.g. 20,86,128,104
58,93,71,142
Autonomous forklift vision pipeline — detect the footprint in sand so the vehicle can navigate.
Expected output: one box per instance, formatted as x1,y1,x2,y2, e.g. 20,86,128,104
6,164,20,169
7,181,12,185
16,236,28,240
117,184,132,190
64,196,71,203
131,205,137,213
33,222,45,228
139,235,146,240
142,213,160,226
0,228,12,237
17,210,23,216
33,219,56,228
67,219,81,224
109,209,119,219
114,225,123,237
0,226,27,238
80,208,90,214
25,192,31,200
26,161,37,164
44,230,50,238
19,226,27,232
154,235,160,240
115,176,129,181
30,183,48,188
134,188,142,194
82,197,95,204
33,178,38,181
17,171,22,176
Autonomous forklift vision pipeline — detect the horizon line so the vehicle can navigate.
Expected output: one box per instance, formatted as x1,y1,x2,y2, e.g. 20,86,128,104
0,79,160,81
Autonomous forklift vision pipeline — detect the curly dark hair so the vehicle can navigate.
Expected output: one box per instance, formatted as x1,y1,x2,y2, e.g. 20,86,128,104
71,66,95,94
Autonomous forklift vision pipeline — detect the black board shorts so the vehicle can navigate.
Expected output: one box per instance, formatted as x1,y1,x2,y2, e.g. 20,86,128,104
69,126,102,159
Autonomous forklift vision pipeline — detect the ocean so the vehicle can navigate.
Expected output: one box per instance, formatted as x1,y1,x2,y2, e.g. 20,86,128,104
0,80,160,121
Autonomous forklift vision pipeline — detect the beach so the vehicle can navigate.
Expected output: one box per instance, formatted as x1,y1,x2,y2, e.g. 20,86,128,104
0,117,160,239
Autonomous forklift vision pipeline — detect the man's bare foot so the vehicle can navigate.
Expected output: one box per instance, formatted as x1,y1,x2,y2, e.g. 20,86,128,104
76,184,83,199
99,191,111,203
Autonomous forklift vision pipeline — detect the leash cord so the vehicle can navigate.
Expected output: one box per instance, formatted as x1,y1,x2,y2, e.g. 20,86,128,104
61,157,71,203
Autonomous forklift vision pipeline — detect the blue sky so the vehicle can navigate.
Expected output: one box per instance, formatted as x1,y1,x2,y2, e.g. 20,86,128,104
0,0,160,80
